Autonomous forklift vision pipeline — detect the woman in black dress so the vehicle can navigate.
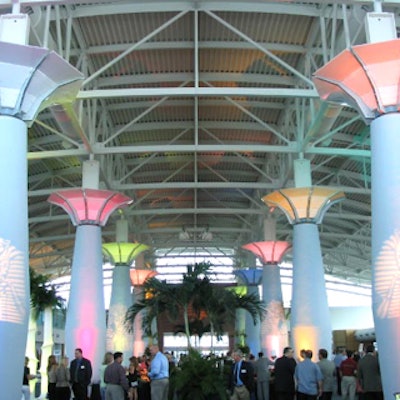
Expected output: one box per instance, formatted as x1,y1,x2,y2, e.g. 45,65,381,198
127,356,139,400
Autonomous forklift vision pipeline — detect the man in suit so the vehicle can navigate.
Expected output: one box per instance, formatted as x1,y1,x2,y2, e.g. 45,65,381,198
70,348,93,400
254,352,274,400
357,345,383,400
317,348,336,400
230,349,255,400
274,347,297,400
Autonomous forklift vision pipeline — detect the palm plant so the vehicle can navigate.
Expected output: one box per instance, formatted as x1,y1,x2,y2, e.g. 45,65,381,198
29,267,64,316
174,318,211,348
127,276,179,341
126,262,265,353
126,262,211,348
29,268,64,397
193,277,264,352
170,349,227,400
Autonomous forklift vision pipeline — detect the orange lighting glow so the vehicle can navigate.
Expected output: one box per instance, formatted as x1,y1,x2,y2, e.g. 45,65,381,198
291,325,320,360
262,187,345,224
313,39,400,121
130,269,157,286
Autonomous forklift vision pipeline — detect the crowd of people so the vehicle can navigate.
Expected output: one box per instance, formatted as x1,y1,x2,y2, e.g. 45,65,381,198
228,344,383,400
22,345,171,400
22,343,382,400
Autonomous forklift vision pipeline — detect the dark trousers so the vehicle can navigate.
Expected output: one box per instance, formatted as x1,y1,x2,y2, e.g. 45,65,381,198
364,392,384,400
275,392,295,400
320,392,332,400
336,368,342,395
297,392,318,400
72,382,89,400
48,382,56,400
56,386,71,400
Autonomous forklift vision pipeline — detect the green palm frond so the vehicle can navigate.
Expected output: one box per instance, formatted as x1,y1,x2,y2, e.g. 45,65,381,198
170,349,227,400
233,291,265,325
174,319,210,339
124,262,264,348
29,267,65,318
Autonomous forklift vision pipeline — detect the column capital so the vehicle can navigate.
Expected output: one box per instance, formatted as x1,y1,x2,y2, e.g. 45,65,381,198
48,188,132,226
262,187,344,224
103,242,150,266
242,241,291,265
313,39,400,123
234,268,263,286
0,41,83,124
130,269,157,286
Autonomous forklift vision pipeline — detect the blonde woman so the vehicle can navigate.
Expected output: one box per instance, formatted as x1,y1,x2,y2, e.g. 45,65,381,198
47,355,58,400
127,356,139,400
55,356,71,400
100,351,114,400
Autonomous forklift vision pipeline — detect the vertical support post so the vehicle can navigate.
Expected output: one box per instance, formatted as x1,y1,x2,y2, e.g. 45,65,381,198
260,263,288,358
132,286,146,356
0,116,30,400
262,187,344,360
291,223,332,357
371,113,400,400
40,307,54,396
245,284,261,355
66,225,105,383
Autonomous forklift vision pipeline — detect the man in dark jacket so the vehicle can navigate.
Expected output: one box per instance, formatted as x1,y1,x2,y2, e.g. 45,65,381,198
70,348,92,400
274,347,296,400
357,345,383,400
230,349,255,400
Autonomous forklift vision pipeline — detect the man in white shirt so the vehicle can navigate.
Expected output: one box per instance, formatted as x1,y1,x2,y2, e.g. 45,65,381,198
148,345,169,400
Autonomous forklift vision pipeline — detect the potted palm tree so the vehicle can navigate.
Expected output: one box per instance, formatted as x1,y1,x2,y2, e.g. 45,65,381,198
193,276,264,353
170,349,227,400
126,263,265,400
126,262,213,347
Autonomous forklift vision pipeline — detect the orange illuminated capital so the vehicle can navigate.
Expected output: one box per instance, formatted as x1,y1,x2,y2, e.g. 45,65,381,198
262,187,344,224
313,39,400,121
130,269,157,286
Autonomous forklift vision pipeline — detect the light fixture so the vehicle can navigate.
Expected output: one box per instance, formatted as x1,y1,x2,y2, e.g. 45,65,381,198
178,225,213,241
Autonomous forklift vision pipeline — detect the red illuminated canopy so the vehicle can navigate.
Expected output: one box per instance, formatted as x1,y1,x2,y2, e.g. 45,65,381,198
242,241,291,265
48,188,132,226
313,39,400,122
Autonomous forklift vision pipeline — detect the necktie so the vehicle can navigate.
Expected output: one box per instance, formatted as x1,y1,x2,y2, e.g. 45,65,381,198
234,362,239,384
74,359,81,382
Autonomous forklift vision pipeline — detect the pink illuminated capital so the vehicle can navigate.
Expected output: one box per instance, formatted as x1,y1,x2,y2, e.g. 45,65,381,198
242,241,291,265
313,39,400,121
130,269,157,286
48,188,132,226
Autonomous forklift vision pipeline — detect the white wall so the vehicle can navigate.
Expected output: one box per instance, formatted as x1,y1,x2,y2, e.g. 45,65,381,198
330,306,374,330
